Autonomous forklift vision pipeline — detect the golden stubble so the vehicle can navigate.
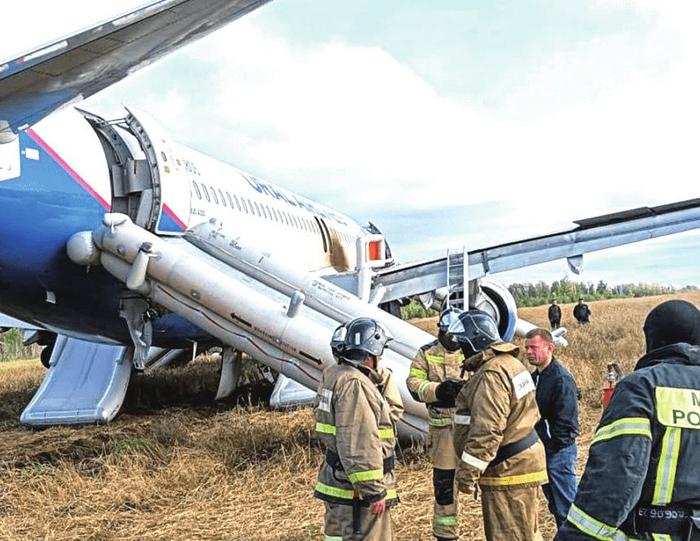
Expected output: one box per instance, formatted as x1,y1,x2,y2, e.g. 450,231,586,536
0,291,698,540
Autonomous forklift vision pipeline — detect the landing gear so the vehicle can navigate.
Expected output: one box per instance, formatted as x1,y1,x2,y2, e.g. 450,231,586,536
40,345,53,369
25,331,57,369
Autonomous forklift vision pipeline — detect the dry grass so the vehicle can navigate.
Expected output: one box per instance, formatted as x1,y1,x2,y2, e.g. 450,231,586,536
1,292,699,540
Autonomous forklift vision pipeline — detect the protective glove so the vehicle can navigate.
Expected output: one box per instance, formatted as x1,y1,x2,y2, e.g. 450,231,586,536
456,461,481,498
457,478,479,499
434,378,465,406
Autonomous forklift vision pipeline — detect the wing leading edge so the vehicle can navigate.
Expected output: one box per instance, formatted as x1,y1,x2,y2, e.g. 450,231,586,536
370,197,700,302
0,0,272,134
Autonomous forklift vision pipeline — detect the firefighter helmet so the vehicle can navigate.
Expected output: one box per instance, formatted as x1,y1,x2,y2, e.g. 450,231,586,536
437,306,463,333
330,317,391,365
447,309,501,355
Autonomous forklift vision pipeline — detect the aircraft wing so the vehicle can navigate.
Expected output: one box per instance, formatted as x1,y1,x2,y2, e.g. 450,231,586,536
0,0,271,133
0,312,38,330
368,197,700,302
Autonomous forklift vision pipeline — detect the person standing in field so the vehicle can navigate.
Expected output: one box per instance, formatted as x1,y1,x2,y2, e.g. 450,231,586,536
573,299,591,325
548,300,562,329
449,310,548,541
556,300,700,540
406,306,466,541
314,317,404,541
525,328,579,530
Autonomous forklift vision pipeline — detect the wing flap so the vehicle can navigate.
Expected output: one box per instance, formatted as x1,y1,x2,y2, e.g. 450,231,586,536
374,198,700,302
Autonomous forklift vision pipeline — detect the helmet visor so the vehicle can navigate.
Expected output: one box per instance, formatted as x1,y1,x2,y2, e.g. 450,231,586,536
438,309,462,332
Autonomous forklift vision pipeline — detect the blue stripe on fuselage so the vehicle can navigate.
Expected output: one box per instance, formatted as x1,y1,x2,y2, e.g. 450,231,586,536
0,130,106,274
0,130,210,346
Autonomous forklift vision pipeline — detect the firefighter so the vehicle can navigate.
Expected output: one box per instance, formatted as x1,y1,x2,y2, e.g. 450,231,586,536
556,299,700,541
449,309,548,541
314,317,404,541
406,306,466,541
549,299,562,330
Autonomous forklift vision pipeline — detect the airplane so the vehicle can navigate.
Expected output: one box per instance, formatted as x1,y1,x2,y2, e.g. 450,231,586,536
1,0,699,437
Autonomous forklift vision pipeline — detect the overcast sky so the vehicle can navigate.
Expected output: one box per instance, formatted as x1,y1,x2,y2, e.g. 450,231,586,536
4,0,700,287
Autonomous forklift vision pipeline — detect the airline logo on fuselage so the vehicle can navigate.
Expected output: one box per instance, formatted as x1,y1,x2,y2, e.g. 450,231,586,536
243,174,348,226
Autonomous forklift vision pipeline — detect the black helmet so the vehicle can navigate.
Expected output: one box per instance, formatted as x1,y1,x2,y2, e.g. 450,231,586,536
447,309,501,356
437,306,462,333
330,317,391,365
643,300,700,351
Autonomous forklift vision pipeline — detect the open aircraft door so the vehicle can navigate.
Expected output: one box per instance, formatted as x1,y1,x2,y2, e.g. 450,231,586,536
125,108,191,235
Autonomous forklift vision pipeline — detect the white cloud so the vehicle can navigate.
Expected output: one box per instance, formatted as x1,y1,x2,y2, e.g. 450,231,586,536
120,12,700,225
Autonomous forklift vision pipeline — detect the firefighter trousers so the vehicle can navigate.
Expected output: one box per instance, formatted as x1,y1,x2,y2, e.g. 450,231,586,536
429,424,459,540
481,486,543,541
323,502,394,541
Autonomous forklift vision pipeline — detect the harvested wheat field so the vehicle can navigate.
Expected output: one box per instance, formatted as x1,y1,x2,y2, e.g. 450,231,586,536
1,292,699,541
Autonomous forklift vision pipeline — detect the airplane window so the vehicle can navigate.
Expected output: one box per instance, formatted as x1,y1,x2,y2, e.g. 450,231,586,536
253,201,262,217
261,205,269,220
270,207,279,222
219,189,227,208
242,198,249,213
265,205,273,221
192,181,202,200
283,212,291,226
226,192,234,209
232,193,242,211
201,183,211,203
210,186,219,205
292,215,300,229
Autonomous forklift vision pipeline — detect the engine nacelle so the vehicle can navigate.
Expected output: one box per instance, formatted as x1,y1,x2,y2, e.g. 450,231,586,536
471,278,518,342
422,278,518,341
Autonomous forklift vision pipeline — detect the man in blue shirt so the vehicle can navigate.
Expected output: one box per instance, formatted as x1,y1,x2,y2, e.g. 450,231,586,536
525,328,580,530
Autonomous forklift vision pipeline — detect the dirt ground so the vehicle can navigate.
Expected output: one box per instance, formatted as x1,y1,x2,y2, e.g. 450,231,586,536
0,292,698,540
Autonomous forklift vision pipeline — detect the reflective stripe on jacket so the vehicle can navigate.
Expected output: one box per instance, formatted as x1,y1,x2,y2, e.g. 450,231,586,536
556,343,700,541
314,363,402,506
453,342,547,490
406,340,464,425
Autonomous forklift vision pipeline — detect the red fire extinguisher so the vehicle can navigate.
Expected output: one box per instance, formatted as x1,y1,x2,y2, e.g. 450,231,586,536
602,363,623,408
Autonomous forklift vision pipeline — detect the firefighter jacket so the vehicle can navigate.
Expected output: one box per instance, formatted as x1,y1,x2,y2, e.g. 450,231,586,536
556,343,700,541
453,342,548,491
314,362,403,507
406,340,465,428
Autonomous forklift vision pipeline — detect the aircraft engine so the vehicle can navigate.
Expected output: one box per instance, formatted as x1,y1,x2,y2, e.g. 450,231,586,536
428,278,518,342
470,278,518,342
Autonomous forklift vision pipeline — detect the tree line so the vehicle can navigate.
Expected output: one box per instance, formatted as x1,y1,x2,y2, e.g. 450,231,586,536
509,278,698,307
400,279,698,319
